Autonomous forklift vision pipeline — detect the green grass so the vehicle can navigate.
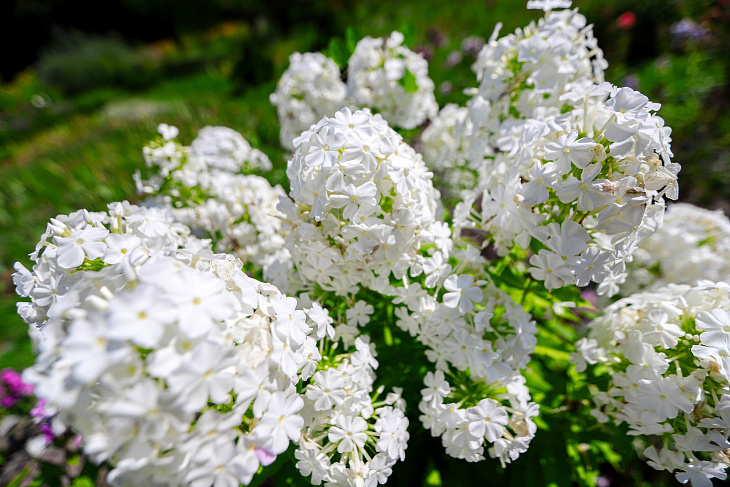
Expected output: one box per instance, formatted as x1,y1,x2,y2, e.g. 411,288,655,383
0,70,290,369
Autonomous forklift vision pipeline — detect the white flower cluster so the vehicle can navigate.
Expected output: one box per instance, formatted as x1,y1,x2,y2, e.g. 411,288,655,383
277,107,441,295
471,6,606,110
347,31,438,130
444,3,679,293
296,337,409,486
139,124,287,273
419,104,478,190
419,368,538,466
393,267,539,465
421,3,605,180
172,174,288,274
141,124,272,187
12,201,203,327
272,32,438,150
574,282,730,487
616,203,730,297
189,125,273,173
270,52,348,151
14,203,331,486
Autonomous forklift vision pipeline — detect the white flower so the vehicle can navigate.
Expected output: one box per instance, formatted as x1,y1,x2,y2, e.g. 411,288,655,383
374,407,409,461
581,282,730,483
166,341,238,412
307,369,347,411
18,213,326,485
544,130,597,174
696,309,730,352
55,226,109,268
466,399,509,442
295,446,331,485
191,126,272,172
107,285,175,348
443,274,482,314
157,123,179,140
675,461,727,487
165,269,237,338
254,392,305,453
529,250,574,289
347,300,374,327
103,233,142,264
328,415,369,453
526,0,572,11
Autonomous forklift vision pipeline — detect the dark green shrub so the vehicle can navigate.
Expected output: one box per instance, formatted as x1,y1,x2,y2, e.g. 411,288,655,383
36,31,158,95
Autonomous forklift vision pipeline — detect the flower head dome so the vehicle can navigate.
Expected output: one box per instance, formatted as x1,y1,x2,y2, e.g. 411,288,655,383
270,52,348,151
278,107,440,295
16,204,328,486
574,282,730,487
347,32,438,130
190,125,272,173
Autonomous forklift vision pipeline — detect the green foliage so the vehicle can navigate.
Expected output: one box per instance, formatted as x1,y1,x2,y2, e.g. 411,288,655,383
398,22,418,49
75,257,111,273
36,31,158,95
325,37,351,70
345,28,361,58
324,27,363,70
400,68,419,93
70,477,95,487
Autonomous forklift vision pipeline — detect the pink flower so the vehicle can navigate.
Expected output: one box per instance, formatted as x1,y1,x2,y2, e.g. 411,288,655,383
30,398,47,418
617,12,637,30
254,447,277,466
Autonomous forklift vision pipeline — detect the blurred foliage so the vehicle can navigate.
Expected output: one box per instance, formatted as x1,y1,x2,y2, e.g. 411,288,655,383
595,0,730,210
36,31,158,95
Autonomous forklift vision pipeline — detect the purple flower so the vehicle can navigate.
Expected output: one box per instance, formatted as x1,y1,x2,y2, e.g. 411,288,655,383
39,421,55,444
254,447,277,466
30,398,47,419
71,434,82,449
619,74,640,91
580,290,600,309
0,395,16,408
444,51,463,68
461,36,485,58
1,368,34,397
670,19,709,41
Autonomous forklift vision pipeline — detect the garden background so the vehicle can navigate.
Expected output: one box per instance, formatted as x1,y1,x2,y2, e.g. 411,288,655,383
1,0,729,485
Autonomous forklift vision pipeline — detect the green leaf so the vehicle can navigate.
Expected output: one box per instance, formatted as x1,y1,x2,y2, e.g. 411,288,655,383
39,462,64,487
497,264,525,289
529,237,545,255
425,467,443,486
594,441,623,472
71,477,95,487
345,27,361,57
545,319,578,342
400,68,419,93
533,345,572,362
75,257,110,273
8,467,34,487
325,37,348,70
398,23,417,49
